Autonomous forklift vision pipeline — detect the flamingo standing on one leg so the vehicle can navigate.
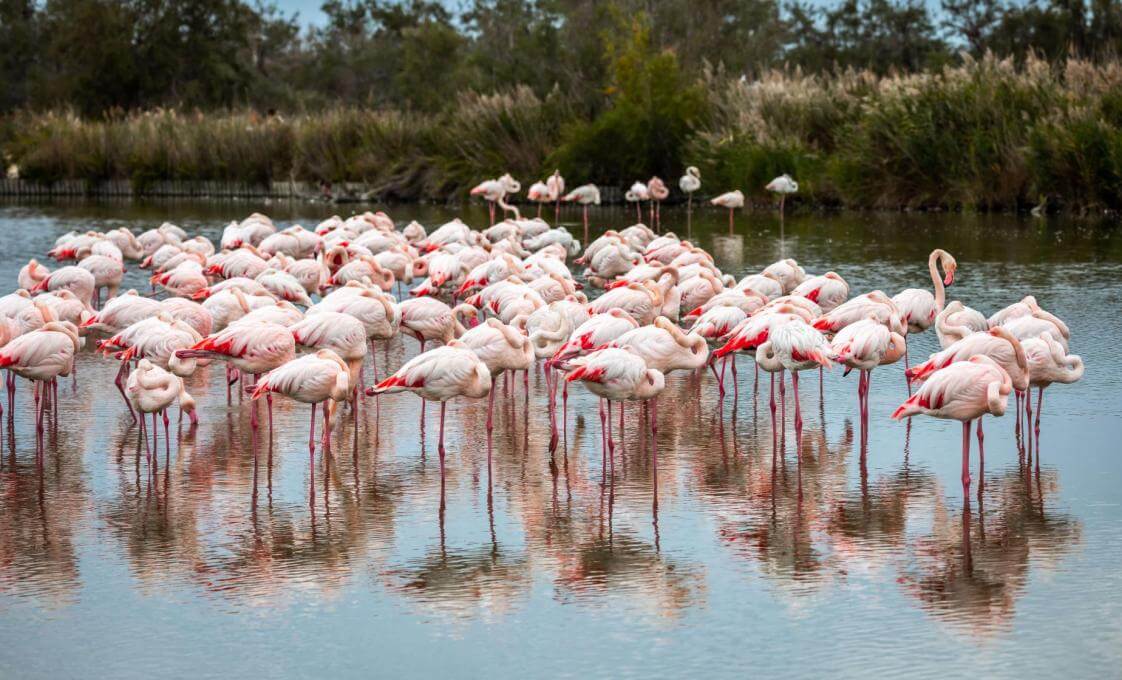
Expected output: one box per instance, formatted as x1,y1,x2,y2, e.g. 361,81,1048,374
126,359,196,466
765,174,798,218
459,319,533,444
563,184,601,246
754,318,833,459
830,318,906,448
710,190,744,234
546,170,565,224
251,350,351,503
678,167,701,237
625,181,650,224
647,177,669,232
366,343,492,484
891,356,1012,504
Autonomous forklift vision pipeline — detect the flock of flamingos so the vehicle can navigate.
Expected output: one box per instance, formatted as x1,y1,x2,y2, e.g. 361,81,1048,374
0,170,1085,511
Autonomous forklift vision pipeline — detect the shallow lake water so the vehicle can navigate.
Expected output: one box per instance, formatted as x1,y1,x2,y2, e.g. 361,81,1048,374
0,200,1120,678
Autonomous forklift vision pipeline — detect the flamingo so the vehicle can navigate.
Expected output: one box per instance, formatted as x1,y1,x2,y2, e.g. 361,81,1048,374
251,350,351,497
893,248,956,372
80,291,162,335
398,297,480,350
527,181,553,218
546,170,565,223
31,266,96,307
126,359,197,465
289,311,369,407
892,355,1012,503
765,174,798,216
792,272,849,312
755,318,832,448
678,167,701,234
647,177,669,231
762,258,807,294
625,181,650,223
471,174,520,225
935,300,988,349
176,321,296,429
563,184,601,245
78,253,125,307
830,318,906,444
367,343,492,481
0,321,80,450
710,190,744,233
459,318,533,437
564,347,665,483
1021,331,1084,456
18,259,50,291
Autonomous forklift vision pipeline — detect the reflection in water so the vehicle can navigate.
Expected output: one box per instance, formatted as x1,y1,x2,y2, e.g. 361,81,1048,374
0,203,1110,675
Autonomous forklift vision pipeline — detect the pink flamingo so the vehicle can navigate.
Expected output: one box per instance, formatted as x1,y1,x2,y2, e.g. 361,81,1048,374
176,321,296,429
678,167,701,235
892,355,1012,502
252,350,351,501
830,318,906,446
459,319,533,445
18,259,51,291
792,272,850,312
546,170,565,223
564,348,665,485
755,318,833,452
710,190,744,233
31,265,96,308
0,321,80,451
126,359,197,466
563,184,600,245
367,343,492,483
647,177,669,231
1021,331,1084,459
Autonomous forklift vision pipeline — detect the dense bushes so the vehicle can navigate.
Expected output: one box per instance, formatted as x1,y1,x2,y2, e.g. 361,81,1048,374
4,55,1122,212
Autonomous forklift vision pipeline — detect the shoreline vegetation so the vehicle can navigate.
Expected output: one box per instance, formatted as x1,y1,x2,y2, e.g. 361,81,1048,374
4,55,1121,214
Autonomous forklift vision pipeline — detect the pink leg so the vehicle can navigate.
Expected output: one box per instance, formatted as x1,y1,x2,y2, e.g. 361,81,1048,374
599,398,607,476
323,401,332,454
606,400,615,478
163,410,170,463
486,379,496,433
976,417,985,497
115,361,136,423
792,371,803,454
438,401,447,479
309,403,317,504
650,397,659,506
1035,387,1043,470
962,420,972,505
583,207,589,246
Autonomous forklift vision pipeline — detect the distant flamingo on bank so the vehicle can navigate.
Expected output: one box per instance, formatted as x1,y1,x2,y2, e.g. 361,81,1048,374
766,174,798,217
710,190,744,233
563,184,601,245
647,177,669,232
546,170,565,223
679,167,701,234
625,181,650,223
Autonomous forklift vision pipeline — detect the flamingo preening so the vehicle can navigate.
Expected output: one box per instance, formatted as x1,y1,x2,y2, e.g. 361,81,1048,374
678,167,701,235
710,190,744,233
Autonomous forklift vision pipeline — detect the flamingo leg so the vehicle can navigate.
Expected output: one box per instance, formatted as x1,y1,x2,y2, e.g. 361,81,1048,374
792,371,803,455
582,206,589,246
438,401,447,480
977,417,985,498
1035,386,1044,470
309,403,317,504
1025,386,1034,462
114,360,136,423
163,410,170,464
650,396,658,507
686,193,693,237
962,420,972,504
607,400,615,478
486,377,496,433
599,398,607,478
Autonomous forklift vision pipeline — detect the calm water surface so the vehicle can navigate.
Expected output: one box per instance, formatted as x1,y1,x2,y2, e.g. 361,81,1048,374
1,200,1120,678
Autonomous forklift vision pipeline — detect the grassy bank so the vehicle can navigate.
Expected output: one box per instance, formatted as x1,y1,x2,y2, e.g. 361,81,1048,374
4,55,1121,212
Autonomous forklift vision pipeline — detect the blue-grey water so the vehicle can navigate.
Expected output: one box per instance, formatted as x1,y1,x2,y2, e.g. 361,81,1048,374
0,200,1119,678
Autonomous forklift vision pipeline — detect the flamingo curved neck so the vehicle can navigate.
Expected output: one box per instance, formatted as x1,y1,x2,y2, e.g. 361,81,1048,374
929,250,946,311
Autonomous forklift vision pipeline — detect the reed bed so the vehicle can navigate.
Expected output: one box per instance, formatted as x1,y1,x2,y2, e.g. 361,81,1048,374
4,55,1122,211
